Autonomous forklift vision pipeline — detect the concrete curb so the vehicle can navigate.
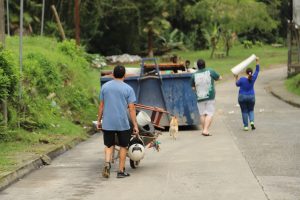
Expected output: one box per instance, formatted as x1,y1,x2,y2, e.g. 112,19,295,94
267,80,300,108
0,137,85,191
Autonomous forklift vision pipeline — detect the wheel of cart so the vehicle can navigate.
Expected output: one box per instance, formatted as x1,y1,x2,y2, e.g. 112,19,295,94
128,132,161,169
111,104,167,169
128,135,144,169
128,104,167,169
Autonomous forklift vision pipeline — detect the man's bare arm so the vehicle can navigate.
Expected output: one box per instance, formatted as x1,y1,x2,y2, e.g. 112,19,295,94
97,101,104,129
128,103,139,134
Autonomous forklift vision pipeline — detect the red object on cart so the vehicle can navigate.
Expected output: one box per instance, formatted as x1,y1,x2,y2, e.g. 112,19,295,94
134,103,169,129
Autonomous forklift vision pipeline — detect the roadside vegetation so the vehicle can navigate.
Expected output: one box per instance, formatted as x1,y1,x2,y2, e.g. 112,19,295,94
285,74,300,96
173,44,287,76
0,0,296,176
0,37,100,174
104,44,287,76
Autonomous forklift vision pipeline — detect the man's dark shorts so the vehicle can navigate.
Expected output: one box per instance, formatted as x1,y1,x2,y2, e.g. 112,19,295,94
102,129,131,148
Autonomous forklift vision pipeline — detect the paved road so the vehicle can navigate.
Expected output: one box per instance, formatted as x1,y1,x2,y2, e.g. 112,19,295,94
218,67,300,200
0,67,299,200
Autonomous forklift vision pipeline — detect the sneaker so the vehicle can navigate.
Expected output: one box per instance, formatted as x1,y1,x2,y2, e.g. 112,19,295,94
243,127,249,131
102,162,111,178
250,122,256,130
117,171,130,178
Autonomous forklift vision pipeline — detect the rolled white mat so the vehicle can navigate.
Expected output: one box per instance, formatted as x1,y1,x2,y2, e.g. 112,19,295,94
231,54,256,75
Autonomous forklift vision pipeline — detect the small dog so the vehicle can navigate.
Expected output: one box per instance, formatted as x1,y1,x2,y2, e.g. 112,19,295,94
169,116,179,140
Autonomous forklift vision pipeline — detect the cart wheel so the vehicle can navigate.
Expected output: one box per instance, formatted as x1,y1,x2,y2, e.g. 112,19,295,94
130,159,140,169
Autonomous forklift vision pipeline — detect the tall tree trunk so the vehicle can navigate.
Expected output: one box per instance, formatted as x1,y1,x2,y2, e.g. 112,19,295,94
51,5,66,40
210,38,216,58
210,47,215,59
225,42,230,57
147,28,154,57
0,0,8,126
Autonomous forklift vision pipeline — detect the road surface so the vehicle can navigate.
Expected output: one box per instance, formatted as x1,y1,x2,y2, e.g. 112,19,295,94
0,67,299,200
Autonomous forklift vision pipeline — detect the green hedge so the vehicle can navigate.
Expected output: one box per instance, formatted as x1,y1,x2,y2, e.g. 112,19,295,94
0,37,100,142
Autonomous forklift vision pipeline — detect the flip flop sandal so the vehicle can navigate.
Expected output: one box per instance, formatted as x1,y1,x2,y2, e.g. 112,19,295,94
202,133,212,136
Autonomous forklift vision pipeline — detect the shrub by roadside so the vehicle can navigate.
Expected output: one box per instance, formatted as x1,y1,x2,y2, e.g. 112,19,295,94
285,73,300,96
0,37,100,174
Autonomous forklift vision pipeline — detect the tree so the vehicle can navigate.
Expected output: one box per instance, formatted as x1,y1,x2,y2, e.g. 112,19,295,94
89,1,141,55
202,24,220,58
8,0,41,34
143,17,170,57
131,0,173,56
185,0,278,56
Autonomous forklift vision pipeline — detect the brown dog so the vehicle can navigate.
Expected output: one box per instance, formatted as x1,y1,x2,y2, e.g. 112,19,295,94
169,116,179,140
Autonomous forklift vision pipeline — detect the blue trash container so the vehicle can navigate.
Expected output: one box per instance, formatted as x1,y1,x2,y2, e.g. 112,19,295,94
100,59,200,126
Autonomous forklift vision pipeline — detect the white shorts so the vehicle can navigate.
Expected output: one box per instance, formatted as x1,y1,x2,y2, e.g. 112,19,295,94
197,100,215,116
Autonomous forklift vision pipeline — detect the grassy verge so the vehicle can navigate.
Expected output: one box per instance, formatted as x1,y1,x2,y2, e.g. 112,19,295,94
0,37,100,175
285,73,300,96
104,44,287,77
173,44,287,76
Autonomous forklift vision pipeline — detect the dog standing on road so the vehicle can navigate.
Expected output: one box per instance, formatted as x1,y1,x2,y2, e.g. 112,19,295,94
169,116,179,140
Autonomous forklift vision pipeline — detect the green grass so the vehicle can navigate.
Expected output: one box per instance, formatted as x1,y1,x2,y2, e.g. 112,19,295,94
104,44,287,77
173,44,287,76
0,36,99,175
6,36,101,96
285,73,300,96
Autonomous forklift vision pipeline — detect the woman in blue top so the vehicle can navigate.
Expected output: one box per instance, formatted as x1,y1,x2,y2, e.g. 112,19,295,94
234,57,260,131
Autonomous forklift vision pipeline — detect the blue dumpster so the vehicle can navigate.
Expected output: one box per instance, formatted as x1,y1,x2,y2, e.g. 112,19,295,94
100,59,200,126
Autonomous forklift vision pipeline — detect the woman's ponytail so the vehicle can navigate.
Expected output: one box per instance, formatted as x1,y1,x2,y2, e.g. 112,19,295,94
246,68,253,83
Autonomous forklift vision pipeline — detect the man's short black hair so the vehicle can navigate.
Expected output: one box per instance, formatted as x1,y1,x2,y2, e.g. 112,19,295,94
197,59,206,69
113,65,126,78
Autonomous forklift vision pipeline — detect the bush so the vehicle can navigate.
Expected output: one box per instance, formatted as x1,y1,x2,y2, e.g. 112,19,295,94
0,126,9,141
255,41,263,47
23,53,62,95
0,68,10,99
243,40,253,49
1,36,99,141
62,86,89,111
58,40,86,59
0,50,18,99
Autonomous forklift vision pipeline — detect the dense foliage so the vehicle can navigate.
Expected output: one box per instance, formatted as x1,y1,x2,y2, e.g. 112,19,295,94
3,0,291,55
0,37,99,141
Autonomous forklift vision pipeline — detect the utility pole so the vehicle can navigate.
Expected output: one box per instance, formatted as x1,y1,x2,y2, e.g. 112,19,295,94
41,0,45,36
0,0,5,44
0,0,8,126
74,0,80,45
18,0,24,127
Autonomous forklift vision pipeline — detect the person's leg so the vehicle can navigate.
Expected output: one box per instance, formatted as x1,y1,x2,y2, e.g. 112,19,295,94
248,95,256,130
200,115,205,130
105,146,114,163
202,115,213,135
197,102,205,131
202,100,215,135
238,95,249,130
119,147,127,171
102,130,115,178
117,130,131,178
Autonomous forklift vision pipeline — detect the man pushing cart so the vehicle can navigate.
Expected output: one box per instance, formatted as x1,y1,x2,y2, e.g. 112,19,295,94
97,65,168,179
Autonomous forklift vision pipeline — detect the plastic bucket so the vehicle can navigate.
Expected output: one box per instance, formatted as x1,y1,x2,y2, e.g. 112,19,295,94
136,111,151,127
